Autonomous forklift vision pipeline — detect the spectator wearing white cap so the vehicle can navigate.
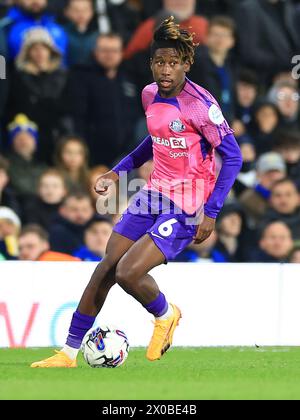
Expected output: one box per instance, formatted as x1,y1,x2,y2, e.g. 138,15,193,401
239,152,287,225
7,27,68,163
0,206,21,260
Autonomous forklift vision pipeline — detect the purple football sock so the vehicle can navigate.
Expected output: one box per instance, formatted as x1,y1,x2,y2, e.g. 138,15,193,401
144,292,168,318
66,310,96,349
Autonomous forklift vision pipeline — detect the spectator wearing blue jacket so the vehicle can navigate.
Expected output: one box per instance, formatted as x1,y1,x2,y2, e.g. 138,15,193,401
211,203,245,263
63,0,99,67
73,217,113,262
0,0,67,60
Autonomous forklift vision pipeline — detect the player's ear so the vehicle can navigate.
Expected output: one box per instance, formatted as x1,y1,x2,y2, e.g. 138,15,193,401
184,61,191,73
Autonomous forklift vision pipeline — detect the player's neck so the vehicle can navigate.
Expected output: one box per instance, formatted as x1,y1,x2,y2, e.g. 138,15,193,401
158,79,186,99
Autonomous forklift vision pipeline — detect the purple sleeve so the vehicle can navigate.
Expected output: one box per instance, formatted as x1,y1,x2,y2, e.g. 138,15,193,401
204,134,243,219
112,135,153,176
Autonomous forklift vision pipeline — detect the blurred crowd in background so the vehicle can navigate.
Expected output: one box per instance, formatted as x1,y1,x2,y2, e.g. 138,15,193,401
1,0,300,264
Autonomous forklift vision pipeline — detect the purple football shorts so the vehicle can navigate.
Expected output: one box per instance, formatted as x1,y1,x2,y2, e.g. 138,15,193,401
113,189,198,261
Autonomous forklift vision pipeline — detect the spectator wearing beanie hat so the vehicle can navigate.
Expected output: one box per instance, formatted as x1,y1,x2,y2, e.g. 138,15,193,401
7,28,68,164
6,114,47,201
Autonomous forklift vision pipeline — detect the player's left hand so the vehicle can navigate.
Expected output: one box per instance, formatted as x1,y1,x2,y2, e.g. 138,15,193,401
193,215,216,245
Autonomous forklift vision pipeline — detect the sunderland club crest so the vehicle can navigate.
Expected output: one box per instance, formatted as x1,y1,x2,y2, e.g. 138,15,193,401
169,119,186,133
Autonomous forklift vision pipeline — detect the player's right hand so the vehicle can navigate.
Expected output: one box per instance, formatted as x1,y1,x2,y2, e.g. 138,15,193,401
94,171,119,196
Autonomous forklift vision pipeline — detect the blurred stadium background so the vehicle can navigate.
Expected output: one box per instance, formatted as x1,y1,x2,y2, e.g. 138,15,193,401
1,1,300,400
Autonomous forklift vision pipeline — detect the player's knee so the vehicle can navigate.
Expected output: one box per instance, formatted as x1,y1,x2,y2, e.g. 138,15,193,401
115,261,137,290
95,256,116,275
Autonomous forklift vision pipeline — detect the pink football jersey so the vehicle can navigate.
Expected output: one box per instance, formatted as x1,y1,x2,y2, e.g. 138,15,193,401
142,78,234,214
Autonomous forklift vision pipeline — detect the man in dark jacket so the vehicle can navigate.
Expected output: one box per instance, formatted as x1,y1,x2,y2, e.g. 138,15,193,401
49,192,95,254
67,32,141,166
262,178,300,240
235,0,300,82
190,15,236,123
250,221,294,262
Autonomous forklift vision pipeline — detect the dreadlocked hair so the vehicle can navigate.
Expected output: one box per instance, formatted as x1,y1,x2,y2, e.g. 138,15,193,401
152,16,196,65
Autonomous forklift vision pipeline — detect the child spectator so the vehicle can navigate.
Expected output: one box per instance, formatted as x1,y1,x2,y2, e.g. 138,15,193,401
232,69,259,137
23,169,68,230
7,28,68,163
7,114,47,200
190,16,236,122
19,224,79,261
211,203,244,263
0,155,21,215
274,131,300,190
250,102,280,156
55,135,89,193
73,217,113,261
63,0,99,66
0,206,21,259
49,191,95,254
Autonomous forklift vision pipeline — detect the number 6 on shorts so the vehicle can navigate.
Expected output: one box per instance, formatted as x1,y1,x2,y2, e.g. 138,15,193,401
158,218,178,237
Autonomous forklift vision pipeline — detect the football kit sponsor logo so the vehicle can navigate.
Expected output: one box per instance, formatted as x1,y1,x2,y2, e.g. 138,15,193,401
152,136,187,149
170,137,187,149
169,151,189,159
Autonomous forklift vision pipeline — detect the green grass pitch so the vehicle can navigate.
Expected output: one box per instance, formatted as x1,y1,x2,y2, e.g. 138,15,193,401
1,347,300,400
